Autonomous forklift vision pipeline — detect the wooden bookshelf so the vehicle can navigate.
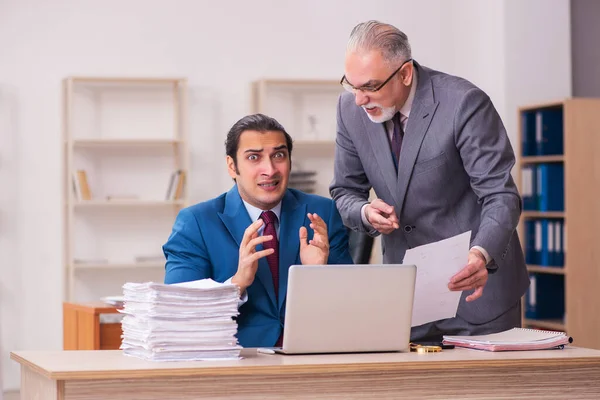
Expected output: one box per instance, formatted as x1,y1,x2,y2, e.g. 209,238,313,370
63,76,189,302
526,265,566,275
517,98,600,349
72,139,182,148
518,100,564,112
520,155,564,164
521,211,565,219
71,262,165,270
251,79,341,197
68,76,186,84
73,200,185,208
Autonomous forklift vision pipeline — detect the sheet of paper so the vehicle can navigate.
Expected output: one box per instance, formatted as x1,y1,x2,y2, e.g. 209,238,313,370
403,231,471,327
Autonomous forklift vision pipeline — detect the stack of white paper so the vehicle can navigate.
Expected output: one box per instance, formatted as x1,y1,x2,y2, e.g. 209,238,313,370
119,279,242,361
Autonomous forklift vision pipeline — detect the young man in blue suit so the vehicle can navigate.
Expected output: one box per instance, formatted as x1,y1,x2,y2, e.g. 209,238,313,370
163,113,353,348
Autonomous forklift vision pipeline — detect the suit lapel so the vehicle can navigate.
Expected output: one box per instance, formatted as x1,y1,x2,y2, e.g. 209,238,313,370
396,63,439,215
278,190,306,312
217,186,251,247
217,185,277,308
364,118,401,206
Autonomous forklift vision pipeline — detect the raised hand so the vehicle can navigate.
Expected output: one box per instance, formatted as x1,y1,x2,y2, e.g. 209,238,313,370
231,219,275,294
299,213,329,265
365,199,400,234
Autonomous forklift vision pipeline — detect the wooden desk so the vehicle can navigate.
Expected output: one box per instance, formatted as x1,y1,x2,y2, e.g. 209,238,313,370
62,302,121,350
11,347,600,399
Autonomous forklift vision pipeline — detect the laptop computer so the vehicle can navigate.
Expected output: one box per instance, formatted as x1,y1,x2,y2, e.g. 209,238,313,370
267,263,416,354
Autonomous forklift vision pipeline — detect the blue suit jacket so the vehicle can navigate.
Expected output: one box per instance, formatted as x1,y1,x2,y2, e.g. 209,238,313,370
163,185,353,348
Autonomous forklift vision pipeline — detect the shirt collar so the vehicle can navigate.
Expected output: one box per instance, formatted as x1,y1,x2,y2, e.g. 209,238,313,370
243,199,282,223
399,67,418,119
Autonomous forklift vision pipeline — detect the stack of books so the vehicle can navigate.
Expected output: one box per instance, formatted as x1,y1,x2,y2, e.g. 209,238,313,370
119,279,241,361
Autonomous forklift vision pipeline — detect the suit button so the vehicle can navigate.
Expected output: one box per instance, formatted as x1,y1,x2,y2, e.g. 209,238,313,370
404,225,413,233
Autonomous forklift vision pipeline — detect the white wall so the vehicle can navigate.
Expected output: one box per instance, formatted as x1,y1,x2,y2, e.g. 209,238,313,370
0,0,571,390
504,0,572,146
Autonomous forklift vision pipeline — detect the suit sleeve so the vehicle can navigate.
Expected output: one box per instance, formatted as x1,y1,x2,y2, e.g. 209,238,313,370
329,96,378,236
326,200,355,265
454,87,522,268
163,208,212,284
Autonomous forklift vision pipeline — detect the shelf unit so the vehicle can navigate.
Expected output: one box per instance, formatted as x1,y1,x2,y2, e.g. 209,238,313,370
251,79,342,197
517,98,600,349
73,200,185,208
63,76,189,301
526,265,566,276
70,261,166,270
521,211,566,219
522,318,567,332
72,138,182,146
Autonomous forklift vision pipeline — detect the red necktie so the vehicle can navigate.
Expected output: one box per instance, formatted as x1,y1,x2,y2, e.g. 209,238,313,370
259,211,283,347
260,211,279,299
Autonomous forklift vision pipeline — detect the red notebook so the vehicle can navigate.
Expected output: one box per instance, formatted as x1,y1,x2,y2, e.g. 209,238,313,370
442,327,572,351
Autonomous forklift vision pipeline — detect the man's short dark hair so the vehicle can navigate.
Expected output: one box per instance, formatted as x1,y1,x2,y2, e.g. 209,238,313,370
225,113,294,167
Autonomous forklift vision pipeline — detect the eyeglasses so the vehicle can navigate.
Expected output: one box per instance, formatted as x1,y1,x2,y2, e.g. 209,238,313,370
340,58,413,93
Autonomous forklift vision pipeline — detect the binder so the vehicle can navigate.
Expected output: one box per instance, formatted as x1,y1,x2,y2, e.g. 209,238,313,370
521,166,536,210
537,164,564,211
540,219,552,266
521,111,537,156
534,221,542,265
546,220,554,266
525,274,537,318
524,220,537,264
549,164,565,211
555,220,564,267
535,108,563,155
524,273,565,319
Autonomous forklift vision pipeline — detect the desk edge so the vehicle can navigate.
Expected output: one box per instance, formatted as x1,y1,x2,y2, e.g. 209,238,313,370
11,355,600,381
10,352,53,379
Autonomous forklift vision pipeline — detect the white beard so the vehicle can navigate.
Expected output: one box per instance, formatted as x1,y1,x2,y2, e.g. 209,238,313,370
362,103,397,123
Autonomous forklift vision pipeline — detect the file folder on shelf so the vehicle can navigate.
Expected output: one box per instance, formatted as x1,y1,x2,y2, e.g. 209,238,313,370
535,108,563,156
521,111,537,157
521,165,537,210
536,163,564,211
525,273,565,320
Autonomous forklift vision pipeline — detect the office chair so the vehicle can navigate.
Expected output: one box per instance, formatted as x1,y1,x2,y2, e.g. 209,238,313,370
346,228,375,264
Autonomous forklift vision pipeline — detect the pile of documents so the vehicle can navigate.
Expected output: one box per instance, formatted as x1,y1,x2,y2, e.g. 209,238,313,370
443,327,572,352
119,279,242,361
101,295,125,308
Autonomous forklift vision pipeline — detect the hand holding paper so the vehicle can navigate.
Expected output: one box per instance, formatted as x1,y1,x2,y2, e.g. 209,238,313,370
403,231,471,327
448,249,489,302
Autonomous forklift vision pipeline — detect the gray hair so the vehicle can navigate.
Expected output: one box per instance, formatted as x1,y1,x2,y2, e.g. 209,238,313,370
347,20,411,65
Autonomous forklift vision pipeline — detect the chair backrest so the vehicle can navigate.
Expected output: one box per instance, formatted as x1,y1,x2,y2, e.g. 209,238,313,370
347,228,374,264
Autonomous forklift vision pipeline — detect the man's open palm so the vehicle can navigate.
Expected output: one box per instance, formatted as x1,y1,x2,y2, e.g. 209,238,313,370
299,213,329,265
